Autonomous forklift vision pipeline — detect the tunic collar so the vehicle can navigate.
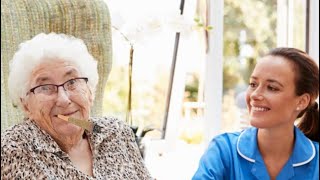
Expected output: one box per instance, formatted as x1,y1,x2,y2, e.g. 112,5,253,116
237,126,316,166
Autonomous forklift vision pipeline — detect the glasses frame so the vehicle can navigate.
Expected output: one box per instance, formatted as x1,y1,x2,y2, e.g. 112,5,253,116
27,77,88,95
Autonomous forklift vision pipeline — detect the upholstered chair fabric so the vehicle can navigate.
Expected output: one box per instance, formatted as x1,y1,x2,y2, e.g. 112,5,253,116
1,0,112,132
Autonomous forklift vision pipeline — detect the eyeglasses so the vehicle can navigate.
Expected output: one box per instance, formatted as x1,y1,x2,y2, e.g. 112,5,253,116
27,77,88,96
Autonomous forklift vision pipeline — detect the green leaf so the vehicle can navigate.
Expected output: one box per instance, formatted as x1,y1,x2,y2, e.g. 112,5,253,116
197,23,204,27
206,26,213,30
194,17,200,23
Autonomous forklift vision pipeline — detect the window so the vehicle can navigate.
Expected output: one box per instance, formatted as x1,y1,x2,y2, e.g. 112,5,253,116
222,0,307,132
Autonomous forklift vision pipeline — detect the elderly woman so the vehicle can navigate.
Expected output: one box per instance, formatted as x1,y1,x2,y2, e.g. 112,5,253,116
1,33,152,179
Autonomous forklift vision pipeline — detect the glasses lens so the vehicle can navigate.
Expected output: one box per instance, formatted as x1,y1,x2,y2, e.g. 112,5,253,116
34,85,56,95
64,78,87,92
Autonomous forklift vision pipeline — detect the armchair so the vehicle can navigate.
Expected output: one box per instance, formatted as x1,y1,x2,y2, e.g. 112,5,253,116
1,0,112,132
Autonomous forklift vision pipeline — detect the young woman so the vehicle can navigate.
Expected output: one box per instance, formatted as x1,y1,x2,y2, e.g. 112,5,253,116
193,48,319,180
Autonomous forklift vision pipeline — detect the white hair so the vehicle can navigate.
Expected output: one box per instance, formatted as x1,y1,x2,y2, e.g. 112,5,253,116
8,32,99,107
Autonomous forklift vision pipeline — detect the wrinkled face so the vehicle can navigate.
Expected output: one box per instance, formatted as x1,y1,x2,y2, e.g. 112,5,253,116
21,60,93,137
246,55,308,129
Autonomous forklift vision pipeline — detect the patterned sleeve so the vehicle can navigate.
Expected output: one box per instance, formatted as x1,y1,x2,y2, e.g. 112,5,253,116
1,146,46,179
121,123,154,180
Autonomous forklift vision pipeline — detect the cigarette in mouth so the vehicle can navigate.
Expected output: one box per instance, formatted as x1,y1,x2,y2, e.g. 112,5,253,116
57,114,93,132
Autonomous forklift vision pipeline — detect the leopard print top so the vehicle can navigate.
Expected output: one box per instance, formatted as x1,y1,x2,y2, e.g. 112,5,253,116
1,117,152,179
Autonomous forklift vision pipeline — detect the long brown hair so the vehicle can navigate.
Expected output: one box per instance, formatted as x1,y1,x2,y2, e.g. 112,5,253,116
267,47,319,142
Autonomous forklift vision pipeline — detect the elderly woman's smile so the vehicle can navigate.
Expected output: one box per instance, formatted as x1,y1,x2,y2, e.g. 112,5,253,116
22,60,93,137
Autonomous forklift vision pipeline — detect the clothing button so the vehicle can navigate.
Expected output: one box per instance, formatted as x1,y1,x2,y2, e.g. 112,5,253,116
252,168,256,172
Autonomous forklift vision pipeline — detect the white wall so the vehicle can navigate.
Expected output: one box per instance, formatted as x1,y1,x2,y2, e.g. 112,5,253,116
203,0,224,144
309,0,319,64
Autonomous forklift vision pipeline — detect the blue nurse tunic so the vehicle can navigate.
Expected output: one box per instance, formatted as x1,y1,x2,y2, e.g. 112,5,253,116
192,126,319,180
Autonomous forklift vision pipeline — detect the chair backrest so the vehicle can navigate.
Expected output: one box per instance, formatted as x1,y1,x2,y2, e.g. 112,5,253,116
1,0,112,132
